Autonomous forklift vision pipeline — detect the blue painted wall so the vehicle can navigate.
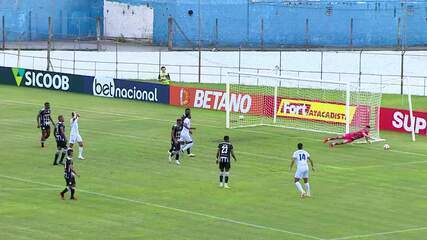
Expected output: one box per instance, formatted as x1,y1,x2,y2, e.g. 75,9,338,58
111,0,427,48
0,0,103,41
1,0,426,48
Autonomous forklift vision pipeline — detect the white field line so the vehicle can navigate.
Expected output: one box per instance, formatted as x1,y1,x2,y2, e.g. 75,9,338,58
390,149,427,158
3,173,426,240
0,99,322,142
0,224,63,239
5,98,427,159
3,119,426,171
1,101,427,171
0,174,324,240
3,98,427,156
7,97,427,161
2,187,58,191
329,226,427,240
2,99,427,239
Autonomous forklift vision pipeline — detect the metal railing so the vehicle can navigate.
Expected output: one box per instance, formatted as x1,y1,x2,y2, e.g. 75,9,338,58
1,50,426,96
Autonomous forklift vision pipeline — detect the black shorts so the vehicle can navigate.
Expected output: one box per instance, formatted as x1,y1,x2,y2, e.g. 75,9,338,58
219,162,231,171
56,141,67,149
64,176,76,187
173,141,181,152
41,125,51,131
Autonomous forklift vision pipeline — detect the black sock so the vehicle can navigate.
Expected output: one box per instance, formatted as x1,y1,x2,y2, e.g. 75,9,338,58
175,154,179,160
61,188,68,194
70,188,75,198
59,152,65,164
225,173,229,183
219,173,223,183
187,148,191,154
53,152,59,165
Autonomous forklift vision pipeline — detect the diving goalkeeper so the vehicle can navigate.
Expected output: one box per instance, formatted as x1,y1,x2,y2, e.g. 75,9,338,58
323,125,373,147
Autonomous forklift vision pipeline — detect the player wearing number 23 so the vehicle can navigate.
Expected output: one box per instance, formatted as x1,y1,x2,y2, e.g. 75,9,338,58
216,136,237,189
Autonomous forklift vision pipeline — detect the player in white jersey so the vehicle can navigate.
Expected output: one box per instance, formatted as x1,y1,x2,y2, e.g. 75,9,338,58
179,108,196,157
289,143,315,198
69,112,85,160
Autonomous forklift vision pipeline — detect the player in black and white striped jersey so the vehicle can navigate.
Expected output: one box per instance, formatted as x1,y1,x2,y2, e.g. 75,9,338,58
169,118,183,165
53,115,67,166
216,136,237,189
36,102,55,148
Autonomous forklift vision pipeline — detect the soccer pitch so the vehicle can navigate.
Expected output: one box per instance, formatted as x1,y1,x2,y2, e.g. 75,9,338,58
1,85,426,240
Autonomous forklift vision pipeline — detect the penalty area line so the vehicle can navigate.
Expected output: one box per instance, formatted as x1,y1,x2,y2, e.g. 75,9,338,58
2,187,58,191
329,226,427,240
4,100,427,171
0,174,324,240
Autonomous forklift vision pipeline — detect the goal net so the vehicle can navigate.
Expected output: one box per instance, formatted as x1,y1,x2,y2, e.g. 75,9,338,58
226,72,383,141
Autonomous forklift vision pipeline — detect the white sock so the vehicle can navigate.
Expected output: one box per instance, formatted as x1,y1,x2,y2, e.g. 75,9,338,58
78,147,84,157
182,142,193,151
305,183,310,195
295,182,305,193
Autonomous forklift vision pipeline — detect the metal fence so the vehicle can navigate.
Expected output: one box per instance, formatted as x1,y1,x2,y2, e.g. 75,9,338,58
1,49,426,96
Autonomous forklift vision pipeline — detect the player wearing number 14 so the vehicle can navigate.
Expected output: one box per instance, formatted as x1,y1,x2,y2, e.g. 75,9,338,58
289,143,315,198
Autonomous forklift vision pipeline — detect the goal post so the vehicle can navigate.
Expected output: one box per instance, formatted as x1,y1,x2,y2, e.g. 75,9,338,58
225,71,384,142
226,81,231,129
406,80,416,142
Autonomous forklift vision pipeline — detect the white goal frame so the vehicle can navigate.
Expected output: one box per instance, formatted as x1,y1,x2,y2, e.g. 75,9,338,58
226,71,384,142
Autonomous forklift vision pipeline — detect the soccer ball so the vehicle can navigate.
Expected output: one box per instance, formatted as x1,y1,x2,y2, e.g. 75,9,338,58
383,144,390,150
239,115,244,120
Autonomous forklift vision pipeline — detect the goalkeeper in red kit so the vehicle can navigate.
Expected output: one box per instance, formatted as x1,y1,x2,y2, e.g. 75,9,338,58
323,125,373,147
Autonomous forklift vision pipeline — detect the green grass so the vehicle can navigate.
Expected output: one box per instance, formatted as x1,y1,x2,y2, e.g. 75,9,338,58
0,85,426,240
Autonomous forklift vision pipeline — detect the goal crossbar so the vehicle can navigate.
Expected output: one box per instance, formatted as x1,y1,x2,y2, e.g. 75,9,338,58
228,71,355,86
225,71,384,141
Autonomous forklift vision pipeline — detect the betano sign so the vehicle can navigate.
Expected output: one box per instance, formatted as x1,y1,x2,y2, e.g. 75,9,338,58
169,86,253,113
170,86,359,125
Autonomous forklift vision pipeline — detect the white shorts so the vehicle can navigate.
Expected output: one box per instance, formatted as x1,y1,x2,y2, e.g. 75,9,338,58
179,133,192,143
69,133,83,144
295,168,309,179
